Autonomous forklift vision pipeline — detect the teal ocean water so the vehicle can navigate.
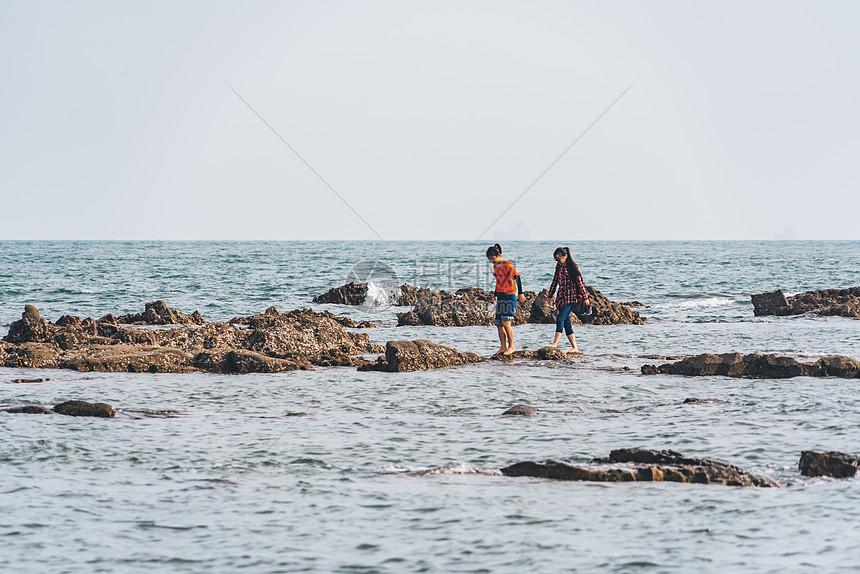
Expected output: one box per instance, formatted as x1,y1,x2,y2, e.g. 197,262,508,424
1,241,860,572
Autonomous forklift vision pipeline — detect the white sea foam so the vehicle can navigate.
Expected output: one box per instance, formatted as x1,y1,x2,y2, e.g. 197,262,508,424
363,281,400,307
386,463,502,476
655,297,736,310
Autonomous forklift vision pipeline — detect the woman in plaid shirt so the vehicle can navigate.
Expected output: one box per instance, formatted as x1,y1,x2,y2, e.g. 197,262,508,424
547,247,591,353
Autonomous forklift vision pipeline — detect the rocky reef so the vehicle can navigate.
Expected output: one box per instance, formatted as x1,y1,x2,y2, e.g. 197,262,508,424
798,451,860,478
751,287,860,318
397,286,645,327
641,353,860,379
313,282,644,326
501,448,778,487
359,339,486,372
1,303,383,374
2,399,115,418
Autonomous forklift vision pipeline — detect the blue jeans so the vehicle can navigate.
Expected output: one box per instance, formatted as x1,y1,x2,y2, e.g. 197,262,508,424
556,303,575,336
494,292,517,326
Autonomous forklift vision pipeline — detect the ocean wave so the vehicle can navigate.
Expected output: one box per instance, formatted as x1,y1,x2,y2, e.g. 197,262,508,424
363,281,401,307
653,297,737,310
386,463,502,476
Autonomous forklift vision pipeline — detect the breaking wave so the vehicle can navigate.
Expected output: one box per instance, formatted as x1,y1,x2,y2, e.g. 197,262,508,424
653,297,736,310
363,281,401,307
386,463,502,476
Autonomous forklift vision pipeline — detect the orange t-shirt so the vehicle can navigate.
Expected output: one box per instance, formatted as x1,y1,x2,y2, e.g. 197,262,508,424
493,260,519,294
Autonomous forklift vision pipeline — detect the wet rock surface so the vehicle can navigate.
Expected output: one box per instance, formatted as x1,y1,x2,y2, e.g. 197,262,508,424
501,448,778,487
798,451,860,478
53,400,115,418
359,340,485,372
313,282,372,306
314,283,645,326
641,353,860,379
752,287,860,318
1,304,383,374
492,346,572,362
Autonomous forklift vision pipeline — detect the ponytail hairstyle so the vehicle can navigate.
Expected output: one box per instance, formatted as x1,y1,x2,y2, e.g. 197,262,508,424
554,246,581,281
486,243,502,259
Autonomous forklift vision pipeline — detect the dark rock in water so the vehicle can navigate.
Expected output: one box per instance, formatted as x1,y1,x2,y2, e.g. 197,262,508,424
502,404,539,415
53,400,115,418
501,448,777,487
641,353,860,379
3,405,53,414
640,364,659,375
798,451,860,478
751,290,790,316
115,300,207,325
7,378,48,384
494,346,571,362
359,339,485,372
682,397,726,404
4,305,51,344
752,286,860,318
313,282,370,305
621,301,648,308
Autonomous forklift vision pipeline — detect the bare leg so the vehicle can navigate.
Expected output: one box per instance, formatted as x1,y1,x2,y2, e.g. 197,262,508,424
502,321,515,355
494,325,506,355
567,333,579,353
549,332,562,347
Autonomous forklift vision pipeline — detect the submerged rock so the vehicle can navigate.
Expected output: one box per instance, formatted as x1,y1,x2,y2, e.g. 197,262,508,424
501,448,777,487
53,400,115,418
617,398,728,412
492,346,571,361
359,339,485,372
3,405,53,414
798,451,860,478
752,287,860,318
641,353,860,379
502,404,539,415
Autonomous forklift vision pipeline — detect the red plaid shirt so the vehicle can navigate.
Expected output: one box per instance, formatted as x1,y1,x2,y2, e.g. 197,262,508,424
548,262,589,309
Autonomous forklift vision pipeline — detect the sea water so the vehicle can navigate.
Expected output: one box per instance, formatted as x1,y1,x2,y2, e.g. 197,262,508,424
1,241,859,573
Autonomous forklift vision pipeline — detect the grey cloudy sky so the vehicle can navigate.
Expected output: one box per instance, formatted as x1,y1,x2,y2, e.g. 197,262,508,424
2,1,858,240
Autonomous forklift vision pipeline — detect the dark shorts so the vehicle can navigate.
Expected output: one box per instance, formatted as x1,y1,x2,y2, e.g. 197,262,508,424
494,292,517,325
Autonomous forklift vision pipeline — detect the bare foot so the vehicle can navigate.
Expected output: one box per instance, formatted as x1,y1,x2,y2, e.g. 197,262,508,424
548,343,558,348
568,348,582,354
492,347,506,356
502,348,515,356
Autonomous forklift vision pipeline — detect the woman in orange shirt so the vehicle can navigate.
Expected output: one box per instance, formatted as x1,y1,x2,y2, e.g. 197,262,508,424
486,243,525,356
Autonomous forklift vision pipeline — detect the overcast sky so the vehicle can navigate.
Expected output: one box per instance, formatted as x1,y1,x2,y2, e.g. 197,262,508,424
2,1,858,240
